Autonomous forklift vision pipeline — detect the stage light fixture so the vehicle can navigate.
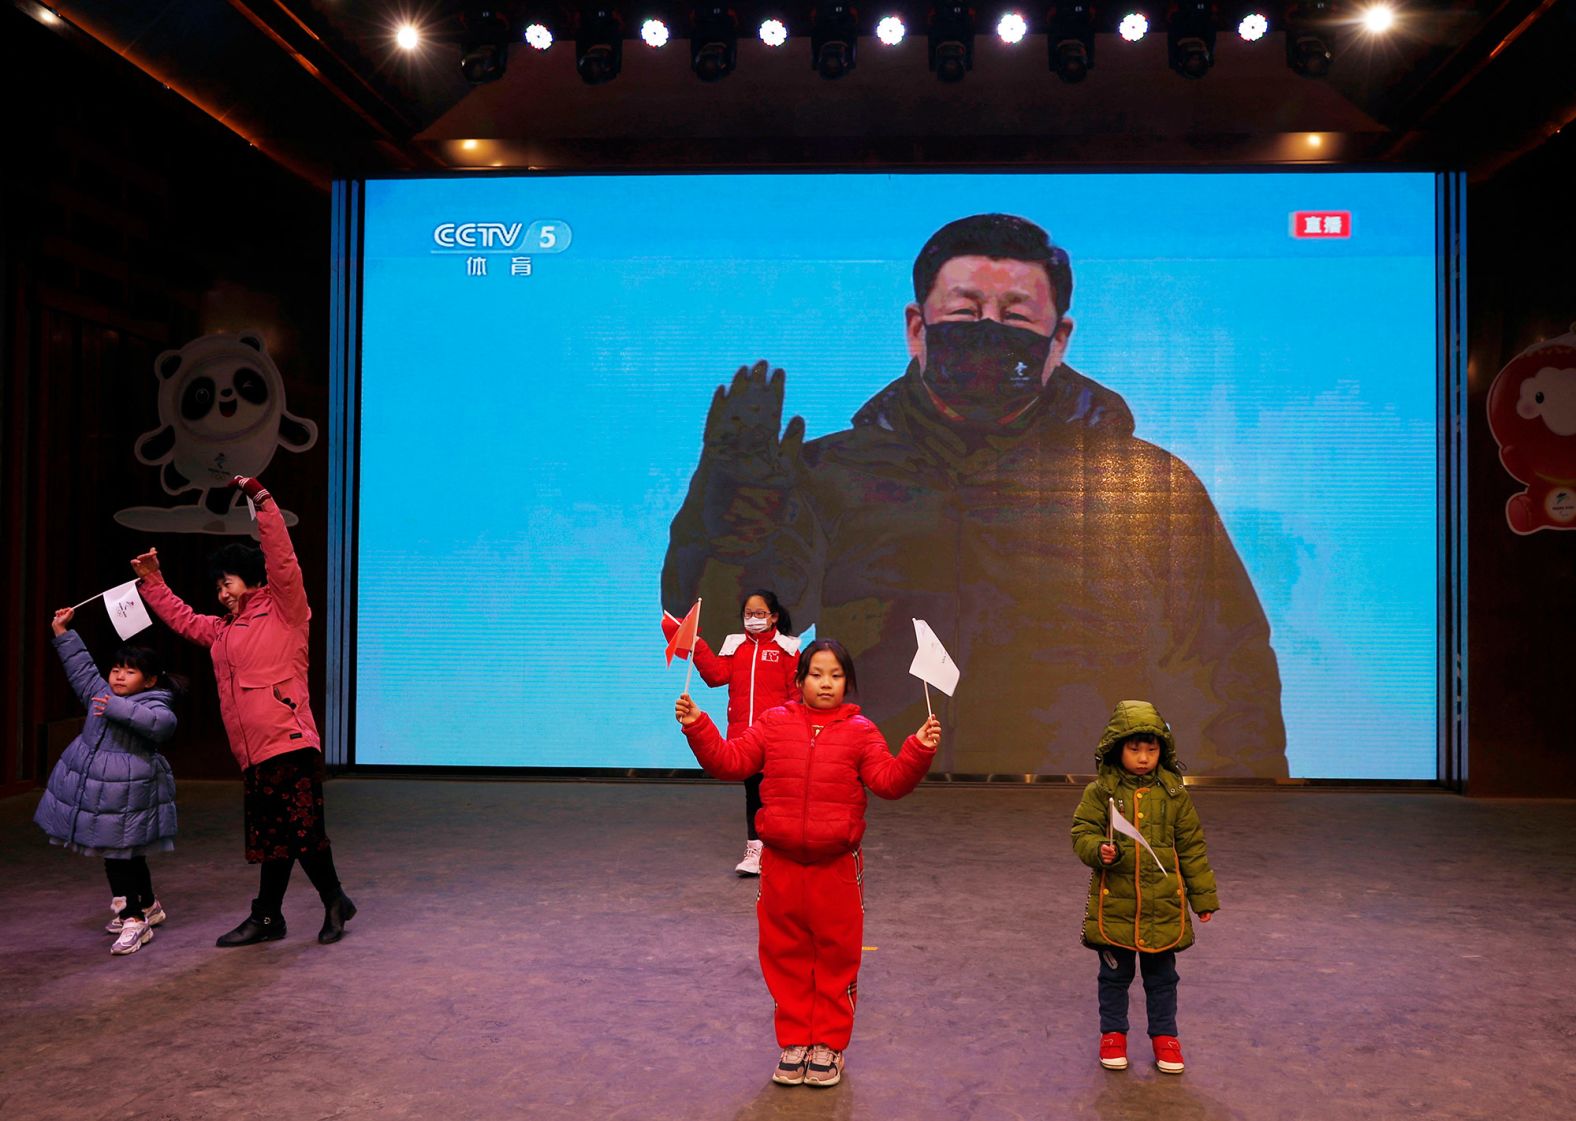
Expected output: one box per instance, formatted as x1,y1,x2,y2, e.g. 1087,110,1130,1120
1118,10,1149,40
759,17,789,44
690,3,738,79
1046,2,1095,82
525,22,554,48
1360,3,1392,32
1167,0,1215,78
642,17,671,45
876,14,906,43
575,5,624,82
396,22,421,50
997,11,1029,42
1237,10,1268,38
810,3,859,78
1284,0,1335,77
458,6,513,83
929,2,975,82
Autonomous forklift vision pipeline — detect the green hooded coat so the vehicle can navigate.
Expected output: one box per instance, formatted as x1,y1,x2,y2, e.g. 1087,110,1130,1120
1071,700,1220,953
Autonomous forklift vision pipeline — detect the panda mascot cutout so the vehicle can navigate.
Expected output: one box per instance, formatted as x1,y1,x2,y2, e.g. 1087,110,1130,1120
114,331,318,535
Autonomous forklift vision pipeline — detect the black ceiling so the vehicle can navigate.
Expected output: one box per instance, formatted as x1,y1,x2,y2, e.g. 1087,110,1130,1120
16,0,1576,185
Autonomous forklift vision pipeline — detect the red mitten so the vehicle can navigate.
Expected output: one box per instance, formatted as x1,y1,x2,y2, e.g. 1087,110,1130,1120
231,475,268,500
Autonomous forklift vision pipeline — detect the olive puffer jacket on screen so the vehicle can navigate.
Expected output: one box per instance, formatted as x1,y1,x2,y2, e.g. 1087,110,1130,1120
1071,700,1219,953
683,700,935,864
33,631,178,858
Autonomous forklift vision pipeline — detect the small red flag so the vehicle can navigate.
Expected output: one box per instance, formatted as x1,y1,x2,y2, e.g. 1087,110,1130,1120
665,601,701,665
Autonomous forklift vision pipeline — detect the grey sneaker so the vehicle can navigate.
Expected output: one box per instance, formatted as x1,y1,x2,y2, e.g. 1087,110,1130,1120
105,896,129,933
111,918,153,956
803,1044,844,1087
142,899,167,927
772,1045,809,1086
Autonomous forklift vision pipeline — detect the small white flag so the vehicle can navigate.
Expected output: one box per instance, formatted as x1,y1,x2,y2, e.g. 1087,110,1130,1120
1109,797,1168,873
908,618,960,696
103,580,154,640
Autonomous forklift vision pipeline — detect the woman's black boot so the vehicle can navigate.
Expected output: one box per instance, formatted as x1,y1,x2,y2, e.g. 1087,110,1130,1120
215,901,287,947
318,893,357,944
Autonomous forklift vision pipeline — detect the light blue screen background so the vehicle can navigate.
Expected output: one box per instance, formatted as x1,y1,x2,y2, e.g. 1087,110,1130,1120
356,171,1439,778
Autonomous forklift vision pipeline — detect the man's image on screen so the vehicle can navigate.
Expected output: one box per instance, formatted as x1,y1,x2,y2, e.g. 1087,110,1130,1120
663,213,1288,777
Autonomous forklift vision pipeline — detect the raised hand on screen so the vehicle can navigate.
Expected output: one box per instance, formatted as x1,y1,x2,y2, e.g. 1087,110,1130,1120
675,694,702,726
702,361,806,485
695,361,808,557
914,714,941,749
51,607,75,636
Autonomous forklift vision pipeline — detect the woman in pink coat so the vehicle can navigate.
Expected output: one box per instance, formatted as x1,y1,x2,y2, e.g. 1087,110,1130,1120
132,475,356,947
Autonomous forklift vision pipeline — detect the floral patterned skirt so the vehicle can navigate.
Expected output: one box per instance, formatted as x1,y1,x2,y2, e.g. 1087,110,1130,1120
243,748,332,864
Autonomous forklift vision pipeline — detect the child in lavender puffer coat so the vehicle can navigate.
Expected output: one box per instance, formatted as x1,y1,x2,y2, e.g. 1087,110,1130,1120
34,607,179,956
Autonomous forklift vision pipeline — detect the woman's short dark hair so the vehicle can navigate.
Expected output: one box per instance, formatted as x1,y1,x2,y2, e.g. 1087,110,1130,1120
795,638,858,696
208,543,267,588
740,588,793,637
912,213,1074,319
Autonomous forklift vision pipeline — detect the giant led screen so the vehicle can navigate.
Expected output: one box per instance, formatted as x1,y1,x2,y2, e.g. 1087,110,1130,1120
354,171,1440,778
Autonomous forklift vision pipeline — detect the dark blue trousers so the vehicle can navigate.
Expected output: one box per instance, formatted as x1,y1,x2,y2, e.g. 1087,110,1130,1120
1095,946,1179,1036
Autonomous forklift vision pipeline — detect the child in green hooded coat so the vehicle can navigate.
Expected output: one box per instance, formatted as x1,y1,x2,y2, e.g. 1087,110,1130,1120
1071,700,1219,1075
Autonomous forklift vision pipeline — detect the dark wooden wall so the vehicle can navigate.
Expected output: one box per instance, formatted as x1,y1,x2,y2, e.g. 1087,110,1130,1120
1,6,328,790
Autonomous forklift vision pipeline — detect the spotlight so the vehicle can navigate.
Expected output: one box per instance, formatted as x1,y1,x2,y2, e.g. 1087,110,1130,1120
1046,1,1094,80
810,3,859,78
458,6,513,83
1284,0,1335,77
759,17,789,45
929,2,974,82
1166,0,1215,78
690,3,738,79
575,4,624,83
1117,10,1149,40
876,14,906,43
1360,3,1392,32
642,17,671,45
997,11,1029,42
524,22,554,49
396,22,421,50
1236,10,1268,38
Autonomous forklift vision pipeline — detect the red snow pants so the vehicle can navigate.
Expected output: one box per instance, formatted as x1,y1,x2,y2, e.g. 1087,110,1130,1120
757,846,865,1050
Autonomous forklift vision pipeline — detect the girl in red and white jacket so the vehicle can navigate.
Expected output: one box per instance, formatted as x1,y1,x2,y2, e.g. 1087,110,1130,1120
663,589,800,875
675,639,939,1089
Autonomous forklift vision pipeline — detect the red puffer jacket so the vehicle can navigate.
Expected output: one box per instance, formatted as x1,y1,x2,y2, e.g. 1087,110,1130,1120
139,494,320,771
683,700,935,863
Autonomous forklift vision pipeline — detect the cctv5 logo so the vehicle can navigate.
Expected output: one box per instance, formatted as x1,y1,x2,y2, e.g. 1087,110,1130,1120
433,222,524,249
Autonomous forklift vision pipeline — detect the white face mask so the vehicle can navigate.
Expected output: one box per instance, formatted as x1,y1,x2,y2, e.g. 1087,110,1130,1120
743,616,772,634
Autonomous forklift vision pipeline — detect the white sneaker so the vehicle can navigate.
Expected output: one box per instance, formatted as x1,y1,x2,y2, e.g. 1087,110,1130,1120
108,899,166,933
735,839,764,876
111,918,153,956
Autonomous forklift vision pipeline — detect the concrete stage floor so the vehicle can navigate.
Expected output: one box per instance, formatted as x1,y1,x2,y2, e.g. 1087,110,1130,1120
1,778,1570,1121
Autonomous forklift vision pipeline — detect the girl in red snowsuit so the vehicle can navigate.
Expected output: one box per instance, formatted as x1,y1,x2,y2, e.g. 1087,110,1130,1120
663,589,800,875
676,639,939,1088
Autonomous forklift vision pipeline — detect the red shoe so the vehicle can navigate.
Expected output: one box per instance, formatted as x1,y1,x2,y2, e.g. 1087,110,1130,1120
1152,1035,1185,1074
1098,1031,1128,1070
